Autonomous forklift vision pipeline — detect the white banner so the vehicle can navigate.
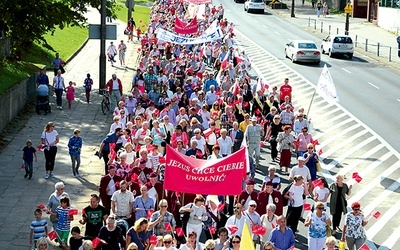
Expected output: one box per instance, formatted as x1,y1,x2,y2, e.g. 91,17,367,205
156,25,224,45
316,64,339,103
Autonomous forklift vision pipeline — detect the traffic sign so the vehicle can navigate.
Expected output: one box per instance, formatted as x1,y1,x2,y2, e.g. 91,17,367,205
88,25,117,40
344,3,352,14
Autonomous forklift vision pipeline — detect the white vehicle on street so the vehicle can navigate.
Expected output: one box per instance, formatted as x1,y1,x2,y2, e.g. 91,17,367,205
321,35,354,59
244,0,265,14
284,40,321,64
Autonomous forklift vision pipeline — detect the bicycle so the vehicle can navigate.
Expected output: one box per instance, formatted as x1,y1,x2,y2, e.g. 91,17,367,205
100,89,111,115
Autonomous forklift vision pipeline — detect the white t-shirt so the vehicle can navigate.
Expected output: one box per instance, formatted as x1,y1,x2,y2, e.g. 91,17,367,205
313,186,330,207
288,184,305,207
191,136,206,154
289,166,311,182
217,137,233,155
41,130,58,147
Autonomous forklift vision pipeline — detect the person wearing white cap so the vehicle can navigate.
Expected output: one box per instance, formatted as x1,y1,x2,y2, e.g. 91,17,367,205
244,116,263,168
244,200,261,243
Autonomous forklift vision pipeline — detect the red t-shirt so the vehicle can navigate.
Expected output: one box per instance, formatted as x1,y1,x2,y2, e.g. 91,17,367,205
280,84,292,101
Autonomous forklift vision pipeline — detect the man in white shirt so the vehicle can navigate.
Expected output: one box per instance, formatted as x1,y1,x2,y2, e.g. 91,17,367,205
111,180,134,225
205,85,219,107
225,203,250,237
190,128,207,155
107,41,117,66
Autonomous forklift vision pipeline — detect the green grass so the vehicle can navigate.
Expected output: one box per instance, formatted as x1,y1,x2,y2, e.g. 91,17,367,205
0,25,87,94
115,4,151,31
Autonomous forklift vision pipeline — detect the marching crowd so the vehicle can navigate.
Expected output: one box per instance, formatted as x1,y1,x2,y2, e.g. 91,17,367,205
29,0,370,250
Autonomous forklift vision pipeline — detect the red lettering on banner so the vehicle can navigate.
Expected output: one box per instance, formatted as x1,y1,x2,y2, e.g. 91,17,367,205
164,146,247,195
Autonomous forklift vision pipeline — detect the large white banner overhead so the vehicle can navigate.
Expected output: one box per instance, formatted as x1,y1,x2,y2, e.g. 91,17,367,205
316,64,339,103
156,25,224,45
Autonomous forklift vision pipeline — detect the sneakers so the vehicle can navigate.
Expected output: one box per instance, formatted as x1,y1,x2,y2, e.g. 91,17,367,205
44,174,49,179
59,106,62,110
50,173,55,178
24,173,28,178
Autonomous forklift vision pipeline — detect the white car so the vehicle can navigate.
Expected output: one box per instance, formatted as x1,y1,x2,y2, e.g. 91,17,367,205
244,0,265,14
321,35,354,59
284,40,321,64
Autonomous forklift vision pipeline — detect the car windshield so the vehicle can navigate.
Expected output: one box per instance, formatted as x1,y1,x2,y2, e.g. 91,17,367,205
333,37,353,43
251,0,263,3
298,43,317,49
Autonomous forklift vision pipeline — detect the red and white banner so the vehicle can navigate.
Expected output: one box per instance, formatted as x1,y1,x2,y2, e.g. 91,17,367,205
184,0,212,4
164,146,247,195
174,16,198,35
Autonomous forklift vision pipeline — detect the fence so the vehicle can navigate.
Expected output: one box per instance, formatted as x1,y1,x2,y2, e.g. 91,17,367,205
0,37,11,59
308,17,400,63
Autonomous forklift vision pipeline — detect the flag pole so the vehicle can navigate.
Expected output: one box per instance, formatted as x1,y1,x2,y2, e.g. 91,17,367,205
306,90,317,118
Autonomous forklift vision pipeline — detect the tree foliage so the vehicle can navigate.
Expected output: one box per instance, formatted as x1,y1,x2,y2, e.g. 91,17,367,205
0,0,118,56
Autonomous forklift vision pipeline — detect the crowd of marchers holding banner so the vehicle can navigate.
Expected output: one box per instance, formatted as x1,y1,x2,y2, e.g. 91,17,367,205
31,0,374,250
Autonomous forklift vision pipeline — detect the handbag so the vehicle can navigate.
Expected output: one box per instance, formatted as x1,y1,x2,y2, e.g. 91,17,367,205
59,65,66,74
326,225,332,237
316,161,322,172
124,29,131,35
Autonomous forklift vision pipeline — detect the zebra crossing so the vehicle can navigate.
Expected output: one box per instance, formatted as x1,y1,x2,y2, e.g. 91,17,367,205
233,30,400,249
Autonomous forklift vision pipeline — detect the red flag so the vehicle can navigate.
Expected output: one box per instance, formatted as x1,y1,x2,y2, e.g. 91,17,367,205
235,56,245,64
209,225,216,235
227,225,238,234
255,109,261,115
218,203,225,212
109,150,117,161
141,130,147,136
303,203,312,211
196,150,203,158
150,235,158,245
312,139,319,146
312,179,323,188
232,80,240,96
109,143,116,150
92,237,101,248
318,148,323,155
114,110,119,115
203,128,212,138
132,173,139,182
293,141,300,147
147,209,155,219
371,211,381,219
176,227,184,237
359,244,370,250
36,144,44,152
352,172,359,179
37,204,46,209
252,225,267,235
159,156,166,164
164,222,172,231
355,176,363,183
221,53,229,70
68,208,79,216
21,162,25,169
259,141,265,147
47,230,58,241
174,16,198,34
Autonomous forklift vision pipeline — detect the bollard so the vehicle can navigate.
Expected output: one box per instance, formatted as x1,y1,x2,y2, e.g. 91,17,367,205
314,20,317,30
377,43,380,57
337,28,339,34
329,25,331,34
321,22,323,33
366,39,368,52
389,47,392,61
308,17,310,27
355,35,358,47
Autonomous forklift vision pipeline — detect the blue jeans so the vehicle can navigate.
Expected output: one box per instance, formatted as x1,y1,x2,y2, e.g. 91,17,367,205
54,88,63,107
25,161,33,177
70,154,81,175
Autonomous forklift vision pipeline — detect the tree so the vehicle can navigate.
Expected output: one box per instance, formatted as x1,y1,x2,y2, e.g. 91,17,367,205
0,0,118,57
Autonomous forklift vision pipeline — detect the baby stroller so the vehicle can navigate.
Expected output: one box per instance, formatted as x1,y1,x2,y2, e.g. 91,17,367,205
36,84,51,115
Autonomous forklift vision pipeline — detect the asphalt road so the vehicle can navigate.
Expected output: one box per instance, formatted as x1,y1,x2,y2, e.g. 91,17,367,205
217,0,400,153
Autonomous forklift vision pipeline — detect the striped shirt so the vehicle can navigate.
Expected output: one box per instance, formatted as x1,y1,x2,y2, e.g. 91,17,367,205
30,219,48,240
55,206,71,231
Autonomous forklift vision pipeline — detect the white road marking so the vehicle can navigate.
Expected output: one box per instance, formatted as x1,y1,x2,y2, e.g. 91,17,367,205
368,82,380,89
379,224,400,250
263,25,268,29
397,99,400,102
342,68,351,73
274,31,280,35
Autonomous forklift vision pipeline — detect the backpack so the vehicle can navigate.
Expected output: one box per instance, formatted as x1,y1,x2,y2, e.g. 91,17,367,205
281,183,293,207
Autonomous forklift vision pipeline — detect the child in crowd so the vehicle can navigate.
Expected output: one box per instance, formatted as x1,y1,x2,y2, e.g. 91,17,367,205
65,81,75,109
67,129,82,177
22,139,37,179
69,226,85,250
46,196,73,247
30,209,48,249
84,73,93,103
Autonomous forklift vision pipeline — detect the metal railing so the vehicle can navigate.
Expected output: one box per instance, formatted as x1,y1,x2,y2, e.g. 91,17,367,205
308,17,400,63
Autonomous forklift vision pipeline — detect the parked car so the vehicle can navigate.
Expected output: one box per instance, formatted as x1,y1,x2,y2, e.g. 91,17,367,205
284,40,321,64
321,35,354,59
244,0,265,14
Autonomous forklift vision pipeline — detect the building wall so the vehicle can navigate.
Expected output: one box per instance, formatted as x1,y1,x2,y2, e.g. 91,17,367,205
378,7,400,34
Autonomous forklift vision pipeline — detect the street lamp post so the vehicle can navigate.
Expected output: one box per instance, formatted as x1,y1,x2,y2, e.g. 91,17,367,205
99,0,107,90
291,0,295,17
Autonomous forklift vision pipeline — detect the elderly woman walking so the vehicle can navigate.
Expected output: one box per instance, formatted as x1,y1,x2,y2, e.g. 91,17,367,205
47,182,69,230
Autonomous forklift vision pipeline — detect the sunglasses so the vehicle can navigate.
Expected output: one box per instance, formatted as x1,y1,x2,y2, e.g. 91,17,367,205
160,205,167,208
317,207,324,210
232,241,240,244
164,241,172,244
353,208,360,211
250,205,257,207
274,118,280,120
206,248,215,250
308,147,313,149
264,248,273,250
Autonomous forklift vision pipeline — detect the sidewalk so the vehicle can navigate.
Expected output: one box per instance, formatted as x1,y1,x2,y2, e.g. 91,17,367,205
0,8,140,249
268,0,400,69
